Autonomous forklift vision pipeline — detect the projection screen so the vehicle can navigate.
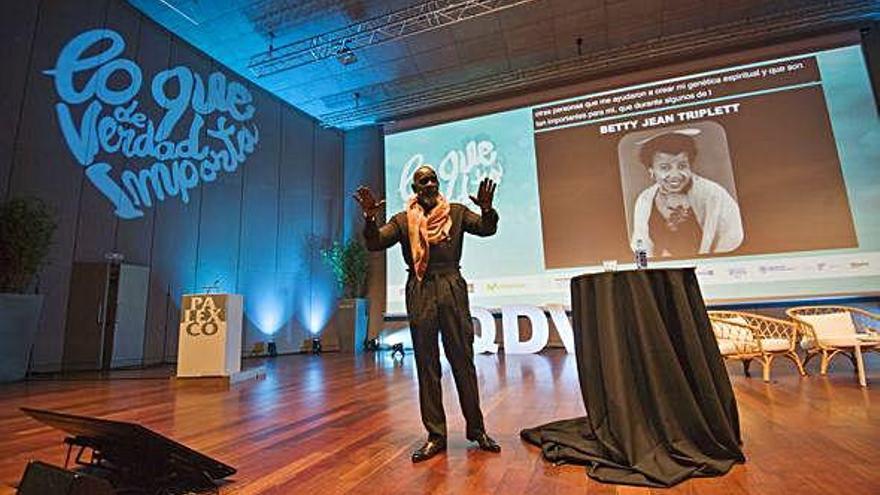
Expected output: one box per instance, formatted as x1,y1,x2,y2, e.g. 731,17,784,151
383,41,880,315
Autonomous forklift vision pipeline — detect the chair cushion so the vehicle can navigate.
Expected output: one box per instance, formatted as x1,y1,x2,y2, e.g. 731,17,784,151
797,312,856,339
817,336,880,348
716,338,758,356
759,338,791,352
716,339,739,356
712,316,754,342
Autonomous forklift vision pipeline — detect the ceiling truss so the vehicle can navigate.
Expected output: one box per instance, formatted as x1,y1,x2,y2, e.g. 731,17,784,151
247,0,539,77
316,0,878,127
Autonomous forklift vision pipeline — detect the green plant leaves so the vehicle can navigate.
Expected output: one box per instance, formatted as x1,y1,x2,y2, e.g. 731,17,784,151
320,239,368,299
0,197,57,293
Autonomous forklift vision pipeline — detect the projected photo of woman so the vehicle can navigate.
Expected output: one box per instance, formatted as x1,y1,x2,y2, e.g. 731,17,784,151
621,123,743,258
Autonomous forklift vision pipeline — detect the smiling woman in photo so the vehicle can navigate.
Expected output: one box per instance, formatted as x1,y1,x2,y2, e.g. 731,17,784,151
631,128,744,257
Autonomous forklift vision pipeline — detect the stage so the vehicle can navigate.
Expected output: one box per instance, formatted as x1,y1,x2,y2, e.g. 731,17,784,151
0,350,877,494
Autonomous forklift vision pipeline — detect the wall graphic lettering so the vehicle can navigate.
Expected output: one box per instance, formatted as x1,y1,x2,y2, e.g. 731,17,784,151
44,29,259,219
397,139,504,204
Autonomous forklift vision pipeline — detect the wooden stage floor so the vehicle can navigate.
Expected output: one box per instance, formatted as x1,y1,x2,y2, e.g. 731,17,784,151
0,350,877,494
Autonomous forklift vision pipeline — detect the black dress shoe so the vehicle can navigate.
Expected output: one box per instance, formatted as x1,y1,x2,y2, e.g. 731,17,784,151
411,436,446,463
467,432,501,453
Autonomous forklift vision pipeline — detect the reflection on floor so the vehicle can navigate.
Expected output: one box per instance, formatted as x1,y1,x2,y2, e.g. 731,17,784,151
0,350,877,494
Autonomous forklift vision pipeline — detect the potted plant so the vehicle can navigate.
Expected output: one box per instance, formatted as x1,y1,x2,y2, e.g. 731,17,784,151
0,197,57,381
320,239,369,353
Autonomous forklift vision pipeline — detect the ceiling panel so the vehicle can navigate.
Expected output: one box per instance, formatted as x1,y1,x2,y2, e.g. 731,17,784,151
456,33,510,65
505,19,557,57
451,12,503,41
413,44,462,73
126,0,879,128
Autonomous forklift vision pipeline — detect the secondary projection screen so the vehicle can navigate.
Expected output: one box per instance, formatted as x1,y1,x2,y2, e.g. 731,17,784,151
383,43,880,315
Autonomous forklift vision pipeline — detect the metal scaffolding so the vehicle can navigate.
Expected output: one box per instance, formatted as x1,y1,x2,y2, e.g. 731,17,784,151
315,0,878,128
247,0,538,77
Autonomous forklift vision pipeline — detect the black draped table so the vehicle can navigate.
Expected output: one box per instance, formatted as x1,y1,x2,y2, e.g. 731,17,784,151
521,268,744,487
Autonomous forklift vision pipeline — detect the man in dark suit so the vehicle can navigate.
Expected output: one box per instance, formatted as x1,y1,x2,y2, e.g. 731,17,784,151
353,165,501,462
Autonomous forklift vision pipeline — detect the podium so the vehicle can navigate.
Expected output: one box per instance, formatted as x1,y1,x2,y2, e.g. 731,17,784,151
176,294,243,378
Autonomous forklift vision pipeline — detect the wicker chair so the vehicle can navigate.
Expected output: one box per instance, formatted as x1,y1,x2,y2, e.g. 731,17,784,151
708,310,806,382
786,306,880,387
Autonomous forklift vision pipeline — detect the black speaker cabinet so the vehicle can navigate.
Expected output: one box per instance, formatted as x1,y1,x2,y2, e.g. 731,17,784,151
17,461,113,495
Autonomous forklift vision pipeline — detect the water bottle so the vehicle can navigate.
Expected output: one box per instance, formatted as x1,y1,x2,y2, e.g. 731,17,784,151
634,239,648,269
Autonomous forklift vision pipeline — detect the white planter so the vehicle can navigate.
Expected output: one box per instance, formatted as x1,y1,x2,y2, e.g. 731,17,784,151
0,293,44,382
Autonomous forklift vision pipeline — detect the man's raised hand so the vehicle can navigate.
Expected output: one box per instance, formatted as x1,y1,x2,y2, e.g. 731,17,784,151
353,186,385,220
469,178,496,212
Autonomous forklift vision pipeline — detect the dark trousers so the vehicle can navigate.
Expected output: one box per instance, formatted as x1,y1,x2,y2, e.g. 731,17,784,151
406,270,485,439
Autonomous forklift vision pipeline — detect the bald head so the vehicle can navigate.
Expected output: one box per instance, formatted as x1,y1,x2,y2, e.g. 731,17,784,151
412,165,440,210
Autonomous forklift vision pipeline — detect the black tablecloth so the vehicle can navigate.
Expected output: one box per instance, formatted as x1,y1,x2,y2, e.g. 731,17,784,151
521,268,744,487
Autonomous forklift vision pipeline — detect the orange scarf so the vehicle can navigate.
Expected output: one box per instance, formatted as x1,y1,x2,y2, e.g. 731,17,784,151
406,194,452,280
